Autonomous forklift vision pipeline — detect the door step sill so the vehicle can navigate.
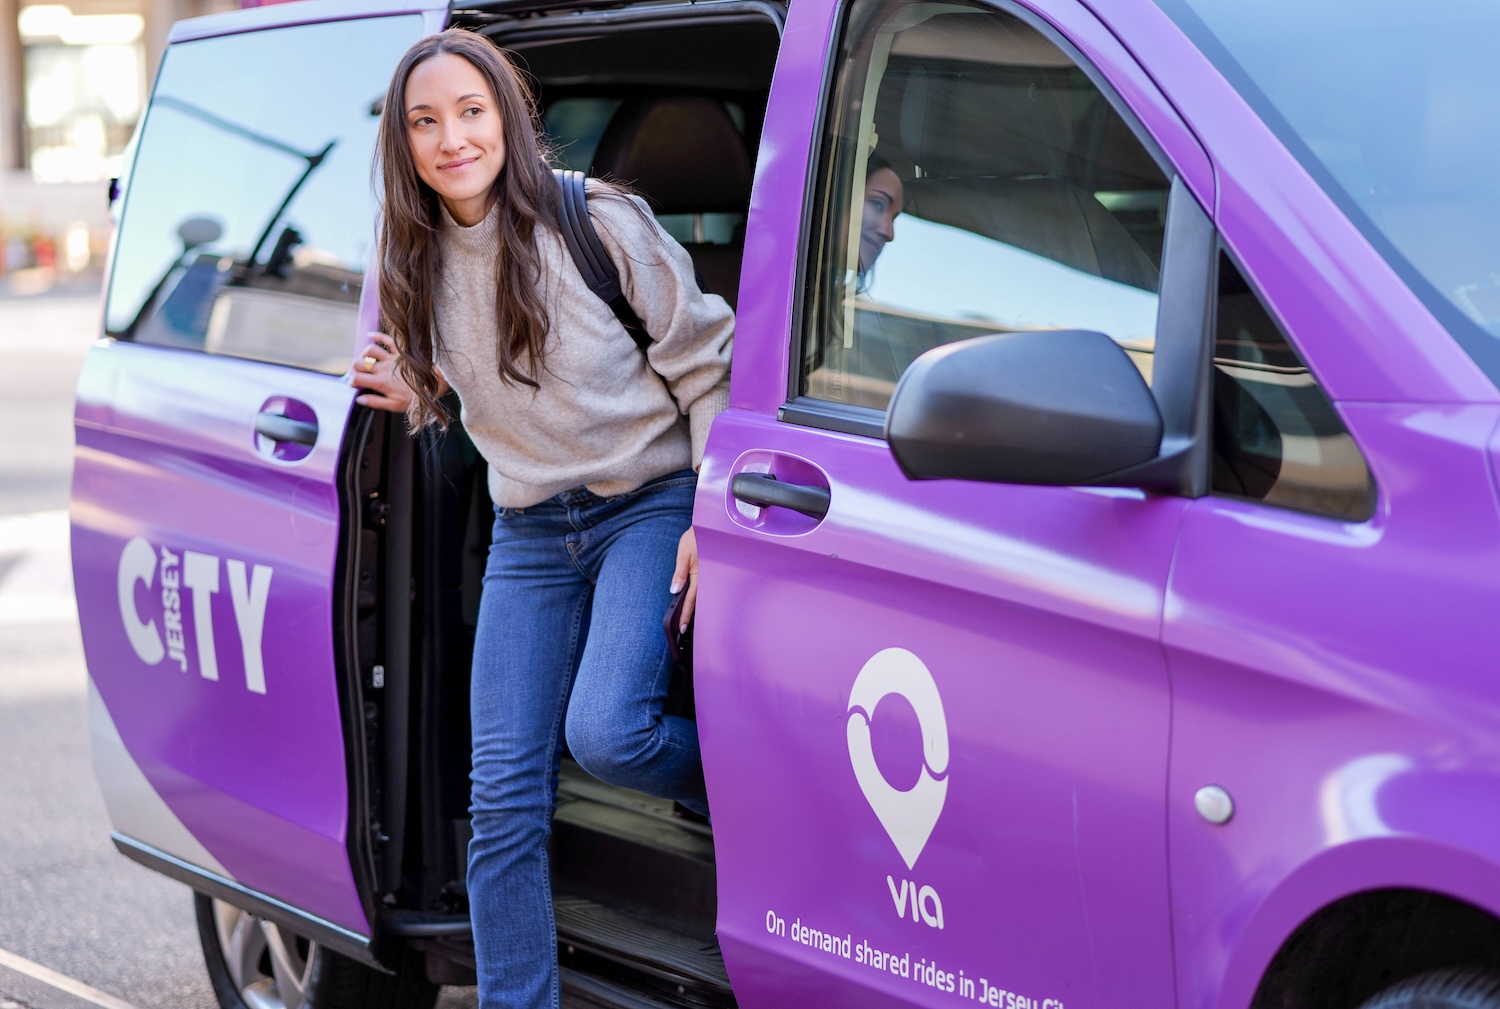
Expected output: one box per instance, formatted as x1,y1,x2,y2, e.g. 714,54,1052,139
562,966,713,1009
558,764,713,840
555,892,731,999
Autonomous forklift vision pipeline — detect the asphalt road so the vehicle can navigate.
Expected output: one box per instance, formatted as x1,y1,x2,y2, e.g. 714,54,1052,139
0,291,481,1009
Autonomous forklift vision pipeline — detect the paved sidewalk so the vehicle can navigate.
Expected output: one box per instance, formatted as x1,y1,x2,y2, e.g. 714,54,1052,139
0,511,75,627
0,292,100,518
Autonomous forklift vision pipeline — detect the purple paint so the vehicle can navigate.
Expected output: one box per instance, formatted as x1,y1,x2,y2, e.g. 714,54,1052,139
74,342,368,933
868,693,925,794
73,0,1500,1002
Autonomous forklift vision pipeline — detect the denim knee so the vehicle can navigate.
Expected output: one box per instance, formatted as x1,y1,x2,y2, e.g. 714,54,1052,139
564,706,659,788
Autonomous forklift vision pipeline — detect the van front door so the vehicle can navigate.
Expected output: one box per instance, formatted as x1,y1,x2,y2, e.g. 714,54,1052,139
72,10,433,951
696,0,1211,1004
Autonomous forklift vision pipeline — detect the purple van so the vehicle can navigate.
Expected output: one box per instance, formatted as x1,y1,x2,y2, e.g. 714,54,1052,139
72,0,1500,1006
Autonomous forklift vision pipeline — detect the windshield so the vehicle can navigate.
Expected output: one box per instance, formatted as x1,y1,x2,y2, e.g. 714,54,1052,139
1152,0,1500,382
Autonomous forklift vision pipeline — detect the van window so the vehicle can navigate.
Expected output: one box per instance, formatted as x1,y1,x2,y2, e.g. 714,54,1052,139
545,97,623,172
1211,253,1375,520
799,0,1171,412
104,16,421,374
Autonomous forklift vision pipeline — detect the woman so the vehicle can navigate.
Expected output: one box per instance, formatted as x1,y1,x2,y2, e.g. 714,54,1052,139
352,28,733,1008
858,152,905,290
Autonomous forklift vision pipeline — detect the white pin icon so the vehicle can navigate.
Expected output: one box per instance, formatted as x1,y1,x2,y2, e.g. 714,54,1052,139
846,647,949,870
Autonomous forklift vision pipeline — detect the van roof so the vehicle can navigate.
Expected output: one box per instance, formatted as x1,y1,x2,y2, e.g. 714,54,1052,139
168,0,445,44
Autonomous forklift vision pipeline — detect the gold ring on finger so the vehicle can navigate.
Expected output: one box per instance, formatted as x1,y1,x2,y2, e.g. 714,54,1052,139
361,355,377,371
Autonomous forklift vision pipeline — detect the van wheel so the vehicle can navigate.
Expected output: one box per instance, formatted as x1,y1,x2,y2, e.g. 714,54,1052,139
1359,969,1500,1009
194,894,438,1009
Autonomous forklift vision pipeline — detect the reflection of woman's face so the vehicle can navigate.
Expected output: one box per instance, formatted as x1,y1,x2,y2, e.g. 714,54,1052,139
859,166,904,273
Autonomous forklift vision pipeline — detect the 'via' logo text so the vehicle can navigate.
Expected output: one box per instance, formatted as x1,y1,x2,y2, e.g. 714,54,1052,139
847,647,950,928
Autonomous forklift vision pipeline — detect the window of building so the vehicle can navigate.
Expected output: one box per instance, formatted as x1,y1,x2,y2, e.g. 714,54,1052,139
18,4,146,183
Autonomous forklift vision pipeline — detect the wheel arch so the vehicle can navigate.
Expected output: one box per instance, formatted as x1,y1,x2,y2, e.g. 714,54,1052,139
1211,838,1500,1009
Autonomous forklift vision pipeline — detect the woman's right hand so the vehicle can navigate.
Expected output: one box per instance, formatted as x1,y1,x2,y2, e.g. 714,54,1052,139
352,333,412,413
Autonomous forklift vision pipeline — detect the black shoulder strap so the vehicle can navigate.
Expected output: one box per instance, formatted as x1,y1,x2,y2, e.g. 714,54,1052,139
552,168,652,355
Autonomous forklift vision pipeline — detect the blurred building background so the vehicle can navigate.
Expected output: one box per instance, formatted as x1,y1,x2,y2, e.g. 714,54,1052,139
0,0,239,295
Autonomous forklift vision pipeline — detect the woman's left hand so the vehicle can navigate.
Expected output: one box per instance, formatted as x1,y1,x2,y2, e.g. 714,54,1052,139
352,333,413,413
669,528,699,633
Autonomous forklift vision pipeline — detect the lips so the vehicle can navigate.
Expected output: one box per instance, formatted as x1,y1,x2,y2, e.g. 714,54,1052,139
439,156,478,172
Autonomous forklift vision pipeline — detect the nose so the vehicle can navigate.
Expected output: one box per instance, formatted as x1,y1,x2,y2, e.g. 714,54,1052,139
439,119,464,153
881,213,896,243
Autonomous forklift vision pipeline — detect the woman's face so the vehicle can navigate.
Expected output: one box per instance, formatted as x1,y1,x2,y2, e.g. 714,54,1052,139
404,52,507,227
859,166,904,273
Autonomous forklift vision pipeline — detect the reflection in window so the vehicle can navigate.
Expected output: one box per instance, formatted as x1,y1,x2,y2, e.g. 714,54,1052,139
1152,0,1500,383
801,0,1170,411
1211,253,1374,520
105,16,420,374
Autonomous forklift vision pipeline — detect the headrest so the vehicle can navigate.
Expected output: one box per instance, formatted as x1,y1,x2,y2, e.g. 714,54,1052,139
591,97,754,214
890,62,1072,179
905,177,1159,292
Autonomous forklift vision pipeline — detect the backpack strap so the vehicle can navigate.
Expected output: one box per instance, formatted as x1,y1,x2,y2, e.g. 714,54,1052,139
553,168,653,356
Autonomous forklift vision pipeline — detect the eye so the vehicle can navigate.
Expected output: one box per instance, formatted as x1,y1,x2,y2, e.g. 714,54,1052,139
462,105,483,118
409,115,434,128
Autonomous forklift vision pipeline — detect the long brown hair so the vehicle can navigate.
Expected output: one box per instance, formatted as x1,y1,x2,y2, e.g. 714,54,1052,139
374,28,558,428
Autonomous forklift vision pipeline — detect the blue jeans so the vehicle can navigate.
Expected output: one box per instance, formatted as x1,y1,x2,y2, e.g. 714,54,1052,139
467,470,707,1009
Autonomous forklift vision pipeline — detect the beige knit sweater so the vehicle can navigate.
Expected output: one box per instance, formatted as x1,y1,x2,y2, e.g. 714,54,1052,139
430,187,734,508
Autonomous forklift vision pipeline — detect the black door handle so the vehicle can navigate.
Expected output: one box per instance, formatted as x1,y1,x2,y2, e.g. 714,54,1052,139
730,472,830,520
255,411,318,446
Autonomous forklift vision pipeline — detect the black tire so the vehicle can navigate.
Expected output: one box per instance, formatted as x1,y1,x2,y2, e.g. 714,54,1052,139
1360,969,1500,1009
194,893,439,1009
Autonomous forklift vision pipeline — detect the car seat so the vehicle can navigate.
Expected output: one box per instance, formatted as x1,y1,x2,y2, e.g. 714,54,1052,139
590,96,754,310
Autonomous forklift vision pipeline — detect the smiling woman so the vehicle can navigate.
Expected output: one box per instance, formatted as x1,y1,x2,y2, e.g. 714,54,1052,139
403,55,509,226
355,27,735,1009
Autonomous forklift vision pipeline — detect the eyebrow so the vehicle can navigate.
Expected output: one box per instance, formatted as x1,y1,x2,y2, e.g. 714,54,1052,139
406,93,487,115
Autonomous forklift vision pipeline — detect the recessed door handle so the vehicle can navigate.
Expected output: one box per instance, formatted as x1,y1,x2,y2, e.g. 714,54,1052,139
255,411,318,446
730,472,830,520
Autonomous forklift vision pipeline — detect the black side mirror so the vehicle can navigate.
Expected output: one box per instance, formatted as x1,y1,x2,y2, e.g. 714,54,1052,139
886,330,1163,486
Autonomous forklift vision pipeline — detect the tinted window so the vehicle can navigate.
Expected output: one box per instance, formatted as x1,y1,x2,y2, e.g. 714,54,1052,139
1212,253,1374,520
1152,0,1500,385
105,16,421,373
800,0,1171,412
544,97,622,172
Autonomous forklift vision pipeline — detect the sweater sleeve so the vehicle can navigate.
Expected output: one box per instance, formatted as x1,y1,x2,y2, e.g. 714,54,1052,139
588,189,734,467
